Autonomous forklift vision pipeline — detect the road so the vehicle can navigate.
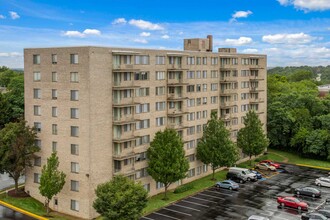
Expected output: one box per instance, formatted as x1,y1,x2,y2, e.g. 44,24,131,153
0,173,25,191
0,205,37,220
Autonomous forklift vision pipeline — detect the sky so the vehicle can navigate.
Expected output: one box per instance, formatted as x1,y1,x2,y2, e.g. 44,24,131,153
1,0,330,68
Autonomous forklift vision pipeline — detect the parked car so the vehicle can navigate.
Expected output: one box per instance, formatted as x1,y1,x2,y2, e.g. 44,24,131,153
317,210,330,218
256,162,276,171
260,160,281,169
228,167,257,181
226,172,246,184
301,212,328,220
277,196,308,211
248,215,270,220
316,177,330,188
251,170,263,179
295,187,321,198
215,180,239,190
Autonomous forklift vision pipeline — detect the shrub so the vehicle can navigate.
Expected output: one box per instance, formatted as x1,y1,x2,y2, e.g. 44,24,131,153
173,184,194,194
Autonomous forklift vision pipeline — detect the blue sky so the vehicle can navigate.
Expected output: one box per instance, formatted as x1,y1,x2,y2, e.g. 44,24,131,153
1,0,330,68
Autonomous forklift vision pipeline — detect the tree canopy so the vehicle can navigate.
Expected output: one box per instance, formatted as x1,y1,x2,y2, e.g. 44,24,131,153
147,128,189,200
93,175,148,220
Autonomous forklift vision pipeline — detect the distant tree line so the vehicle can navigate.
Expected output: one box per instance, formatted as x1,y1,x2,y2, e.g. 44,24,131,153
267,69,330,159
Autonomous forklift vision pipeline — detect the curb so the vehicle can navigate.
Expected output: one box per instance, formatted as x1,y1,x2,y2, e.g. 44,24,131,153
0,200,48,220
296,164,330,171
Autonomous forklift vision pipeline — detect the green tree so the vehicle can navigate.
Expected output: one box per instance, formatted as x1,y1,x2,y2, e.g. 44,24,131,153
93,175,148,220
39,152,66,215
196,113,239,180
0,120,39,193
304,129,330,159
147,128,189,200
0,93,12,129
237,110,269,165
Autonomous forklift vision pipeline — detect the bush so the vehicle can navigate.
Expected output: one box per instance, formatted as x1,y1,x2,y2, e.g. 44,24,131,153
173,184,194,194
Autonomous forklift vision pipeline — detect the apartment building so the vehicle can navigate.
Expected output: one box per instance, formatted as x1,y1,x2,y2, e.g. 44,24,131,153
24,36,267,219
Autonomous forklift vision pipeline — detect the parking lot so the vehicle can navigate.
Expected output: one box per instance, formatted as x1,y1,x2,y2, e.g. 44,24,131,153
141,164,330,220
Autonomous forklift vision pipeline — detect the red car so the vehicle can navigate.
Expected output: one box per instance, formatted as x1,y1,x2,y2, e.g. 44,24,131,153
277,196,308,211
260,160,281,169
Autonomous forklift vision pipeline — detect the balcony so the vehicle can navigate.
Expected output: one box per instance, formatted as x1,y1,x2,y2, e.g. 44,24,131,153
220,101,237,107
221,89,237,95
220,64,236,70
113,115,136,125
249,98,265,103
167,78,188,86
113,97,139,106
220,114,231,121
167,109,187,116
113,149,135,160
113,131,137,143
112,64,140,72
250,88,264,93
113,80,140,89
220,77,238,82
114,165,135,176
167,122,185,130
249,75,264,81
167,93,187,100
249,65,264,70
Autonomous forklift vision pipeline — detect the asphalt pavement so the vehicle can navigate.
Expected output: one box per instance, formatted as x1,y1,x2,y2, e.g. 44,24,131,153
0,205,36,220
0,173,25,191
141,164,330,220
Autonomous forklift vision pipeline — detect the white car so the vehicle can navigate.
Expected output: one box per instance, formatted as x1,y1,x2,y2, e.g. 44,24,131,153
315,177,330,187
248,215,270,220
256,162,276,171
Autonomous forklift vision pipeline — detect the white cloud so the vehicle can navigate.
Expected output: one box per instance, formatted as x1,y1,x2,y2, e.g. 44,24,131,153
262,33,313,44
9,11,20,20
133,39,148,44
231,10,252,22
224,37,253,46
140,32,151,37
0,15,5,19
277,0,330,11
162,34,170,39
0,52,22,57
242,49,259,53
83,29,101,35
63,31,85,38
112,18,127,25
129,19,164,30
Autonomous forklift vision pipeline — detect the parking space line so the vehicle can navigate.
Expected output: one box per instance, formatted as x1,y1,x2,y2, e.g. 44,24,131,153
205,189,233,196
141,217,154,220
173,204,201,212
199,192,225,200
163,207,192,216
153,212,181,220
190,196,217,204
181,200,210,207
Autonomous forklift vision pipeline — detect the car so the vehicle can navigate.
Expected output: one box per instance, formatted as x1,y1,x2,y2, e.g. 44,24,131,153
260,160,281,169
215,180,239,190
248,215,270,220
295,187,321,198
251,170,263,179
301,212,328,220
277,196,308,211
256,162,276,171
317,209,330,218
228,167,257,181
226,172,246,184
316,177,330,187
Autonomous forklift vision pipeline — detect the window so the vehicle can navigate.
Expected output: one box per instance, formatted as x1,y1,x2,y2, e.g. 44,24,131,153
33,55,40,64
155,102,166,111
203,84,207,92
211,83,218,91
202,110,208,118
187,154,195,162
197,98,201,106
52,54,57,64
70,90,79,101
33,89,41,99
123,124,132,132
202,57,207,65
211,96,218,104
52,89,57,99
135,103,150,113
52,72,58,82
156,71,165,80
196,111,201,119
34,173,40,183
241,58,249,65
186,85,195,92
135,135,150,146
202,70,207,78
136,87,149,97
34,122,41,132
71,144,79,155
143,183,150,192
70,54,78,64
134,72,149,80
187,126,195,135
187,168,195,178
135,168,148,179
34,105,41,116
71,200,79,211
211,57,218,65
52,124,58,135
156,56,165,65
187,99,195,107
135,152,147,162
156,117,166,126
197,166,202,175
155,86,165,96
52,142,57,152
70,72,79,82
52,107,58,117
241,81,250,89
197,125,202,133
241,70,250,77
196,84,201,92
34,157,41,167
241,93,249,100
187,71,195,79
135,55,149,64
187,140,195,149
241,104,249,112
71,162,79,173
33,72,41,81
196,57,201,65
232,58,238,65
203,164,208,173
35,139,41,148
124,158,133,166
187,57,195,65
187,112,195,121
156,182,164,189
71,108,79,119
71,126,79,137
203,97,207,105
196,71,201,79
211,70,218,78
136,119,150,130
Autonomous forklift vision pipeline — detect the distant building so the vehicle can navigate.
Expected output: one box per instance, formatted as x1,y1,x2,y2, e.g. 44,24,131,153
24,35,267,219
318,84,330,97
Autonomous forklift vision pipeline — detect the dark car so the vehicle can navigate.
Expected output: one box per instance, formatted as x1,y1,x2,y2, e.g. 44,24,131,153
301,212,327,220
295,187,321,198
226,172,246,184
251,170,263,179
317,209,330,218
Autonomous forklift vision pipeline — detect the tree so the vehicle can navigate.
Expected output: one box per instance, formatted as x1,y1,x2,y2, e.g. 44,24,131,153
39,152,66,215
0,120,39,193
93,175,148,220
237,110,269,165
147,128,189,200
196,113,239,180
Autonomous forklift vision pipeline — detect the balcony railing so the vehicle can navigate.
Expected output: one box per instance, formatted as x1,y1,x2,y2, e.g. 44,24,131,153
167,93,185,100
113,64,138,70
113,115,135,124
113,97,135,106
